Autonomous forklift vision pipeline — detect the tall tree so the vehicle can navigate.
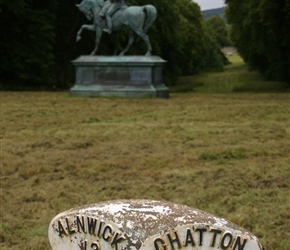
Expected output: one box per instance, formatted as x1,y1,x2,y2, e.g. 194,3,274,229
0,0,57,89
226,0,290,83
206,16,231,48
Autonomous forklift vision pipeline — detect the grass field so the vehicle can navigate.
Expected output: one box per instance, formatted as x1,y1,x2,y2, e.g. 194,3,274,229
1,56,290,249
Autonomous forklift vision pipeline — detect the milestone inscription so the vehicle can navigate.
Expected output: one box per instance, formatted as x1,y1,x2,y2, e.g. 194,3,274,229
50,215,127,250
48,200,264,250
146,225,252,250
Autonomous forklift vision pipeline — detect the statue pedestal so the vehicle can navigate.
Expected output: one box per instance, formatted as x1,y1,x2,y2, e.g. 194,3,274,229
70,56,169,98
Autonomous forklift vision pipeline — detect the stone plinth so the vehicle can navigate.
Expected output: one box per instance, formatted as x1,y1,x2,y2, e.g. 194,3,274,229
70,56,168,98
48,200,263,250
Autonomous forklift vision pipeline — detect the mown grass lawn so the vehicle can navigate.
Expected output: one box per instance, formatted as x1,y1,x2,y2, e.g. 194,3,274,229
1,56,290,249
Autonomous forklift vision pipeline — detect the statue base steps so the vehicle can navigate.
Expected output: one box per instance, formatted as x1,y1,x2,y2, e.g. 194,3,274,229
70,56,169,98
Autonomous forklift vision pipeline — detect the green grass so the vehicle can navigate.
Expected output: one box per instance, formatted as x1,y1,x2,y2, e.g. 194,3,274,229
1,58,290,249
172,54,290,93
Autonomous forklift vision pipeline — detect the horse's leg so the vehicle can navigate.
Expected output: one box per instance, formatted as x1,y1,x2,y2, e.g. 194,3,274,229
119,30,135,56
76,24,95,42
90,26,103,55
133,29,152,56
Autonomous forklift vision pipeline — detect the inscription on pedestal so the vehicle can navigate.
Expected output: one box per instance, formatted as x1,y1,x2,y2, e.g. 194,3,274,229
48,200,263,250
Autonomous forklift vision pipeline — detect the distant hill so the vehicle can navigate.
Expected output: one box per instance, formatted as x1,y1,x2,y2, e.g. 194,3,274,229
201,7,225,20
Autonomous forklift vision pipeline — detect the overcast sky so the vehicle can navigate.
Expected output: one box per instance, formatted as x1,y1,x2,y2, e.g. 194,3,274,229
194,0,226,10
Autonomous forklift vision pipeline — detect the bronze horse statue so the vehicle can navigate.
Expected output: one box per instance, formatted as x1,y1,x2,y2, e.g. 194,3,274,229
76,0,157,56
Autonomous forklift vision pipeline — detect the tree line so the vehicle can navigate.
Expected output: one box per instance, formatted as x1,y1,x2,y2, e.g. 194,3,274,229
226,0,290,84
5,0,288,89
0,0,226,90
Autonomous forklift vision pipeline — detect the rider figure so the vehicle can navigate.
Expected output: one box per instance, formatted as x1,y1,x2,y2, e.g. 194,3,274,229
99,0,128,33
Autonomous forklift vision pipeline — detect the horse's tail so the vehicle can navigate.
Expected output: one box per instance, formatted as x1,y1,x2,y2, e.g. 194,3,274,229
143,5,157,33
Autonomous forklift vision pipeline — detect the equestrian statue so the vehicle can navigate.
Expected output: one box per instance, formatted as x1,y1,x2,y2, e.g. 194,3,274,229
76,0,157,56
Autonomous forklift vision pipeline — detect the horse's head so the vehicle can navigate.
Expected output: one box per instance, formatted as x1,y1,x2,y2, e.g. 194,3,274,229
76,0,101,21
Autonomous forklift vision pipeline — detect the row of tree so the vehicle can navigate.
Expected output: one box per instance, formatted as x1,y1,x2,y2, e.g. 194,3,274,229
0,0,227,90
226,0,290,83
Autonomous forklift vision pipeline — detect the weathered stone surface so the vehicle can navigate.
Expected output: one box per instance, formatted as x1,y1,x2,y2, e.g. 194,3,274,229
48,200,263,250
70,56,168,98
